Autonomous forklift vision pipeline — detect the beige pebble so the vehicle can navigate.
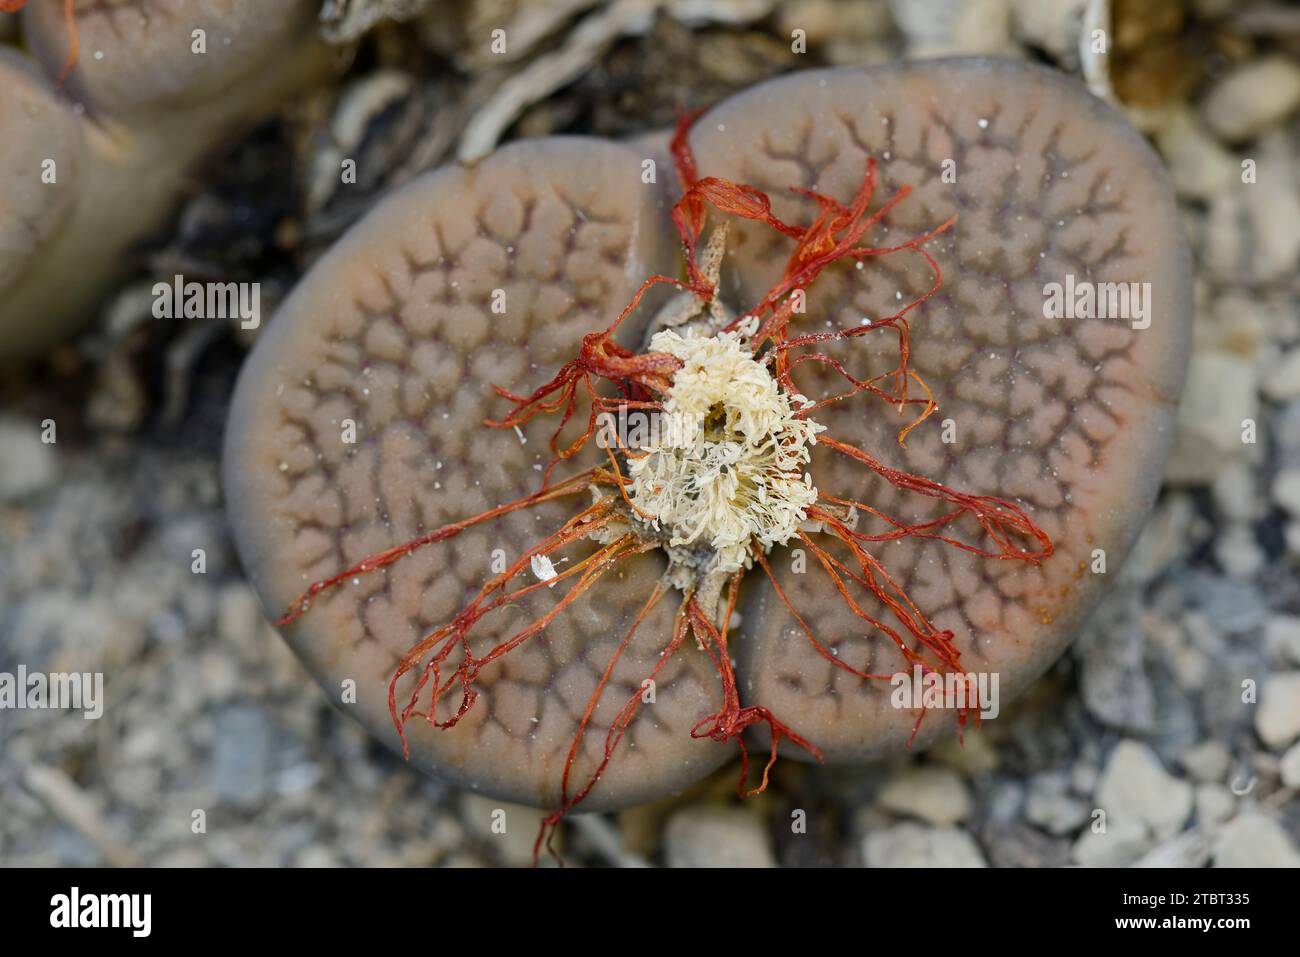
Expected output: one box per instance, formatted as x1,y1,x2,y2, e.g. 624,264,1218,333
1201,56,1300,141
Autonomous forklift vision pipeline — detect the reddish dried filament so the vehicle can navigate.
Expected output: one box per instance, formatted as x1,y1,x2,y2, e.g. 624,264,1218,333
277,113,1053,864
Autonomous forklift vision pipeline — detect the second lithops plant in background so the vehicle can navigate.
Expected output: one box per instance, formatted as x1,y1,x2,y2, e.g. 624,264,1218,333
0,0,330,358
225,57,1192,859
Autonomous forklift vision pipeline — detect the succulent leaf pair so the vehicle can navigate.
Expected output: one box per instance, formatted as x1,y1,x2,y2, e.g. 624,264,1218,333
224,58,1192,814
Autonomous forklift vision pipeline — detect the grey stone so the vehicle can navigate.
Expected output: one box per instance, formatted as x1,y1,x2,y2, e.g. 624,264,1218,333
981,821,1071,868
1208,293,1269,363
1179,740,1231,783
1212,812,1300,867
1211,463,1258,522
1156,109,1237,201
460,794,551,867
1274,471,1300,518
216,583,265,655
211,705,273,809
1071,762,1099,796
929,730,999,774
1025,774,1089,836
876,766,973,826
1195,784,1235,829
0,415,57,502
1255,672,1300,749
985,779,1025,827
1264,346,1300,402
1276,401,1300,470
1264,616,1300,666
1197,576,1267,635
1077,593,1155,731
1096,740,1193,841
1202,191,1247,280
1172,644,1210,691
1201,56,1300,141
664,806,775,868
1123,494,1198,583
1166,351,1258,485
1279,742,1300,788
1071,816,1150,867
1243,131,1300,280
1131,830,1212,868
862,823,987,867
1215,525,1264,579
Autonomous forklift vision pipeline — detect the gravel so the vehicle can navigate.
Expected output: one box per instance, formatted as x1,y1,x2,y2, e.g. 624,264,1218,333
1178,740,1232,783
874,767,973,827
1156,109,1237,202
1265,616,1300,666
1274,472,1300,517
664,806,776,868
0,414,57,501
1194,784,1235,830
1264,347,1300,402
1095,740,1194,843
1166,351,1259,485
1279,742,1300,789
862,823,987,868
1024,773,1090,836
1211,812,1300,868
1254,672,1300,749
1201,56,1300,142
211,705,274,810
1071,817,1151,868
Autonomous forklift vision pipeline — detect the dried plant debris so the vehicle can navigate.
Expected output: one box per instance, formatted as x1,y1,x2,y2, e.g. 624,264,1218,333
320,0,437,44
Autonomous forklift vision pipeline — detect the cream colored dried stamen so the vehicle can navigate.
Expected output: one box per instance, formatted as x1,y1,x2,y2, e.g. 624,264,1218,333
628,328,824,577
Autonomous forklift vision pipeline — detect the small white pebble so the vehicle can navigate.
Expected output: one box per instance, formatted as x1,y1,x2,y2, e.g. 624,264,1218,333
530,553,559,587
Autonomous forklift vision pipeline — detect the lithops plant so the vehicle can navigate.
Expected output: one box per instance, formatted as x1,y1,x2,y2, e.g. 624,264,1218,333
225,57,1192,854
0,0,328,358
21,0,323,121
0,48,84,318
